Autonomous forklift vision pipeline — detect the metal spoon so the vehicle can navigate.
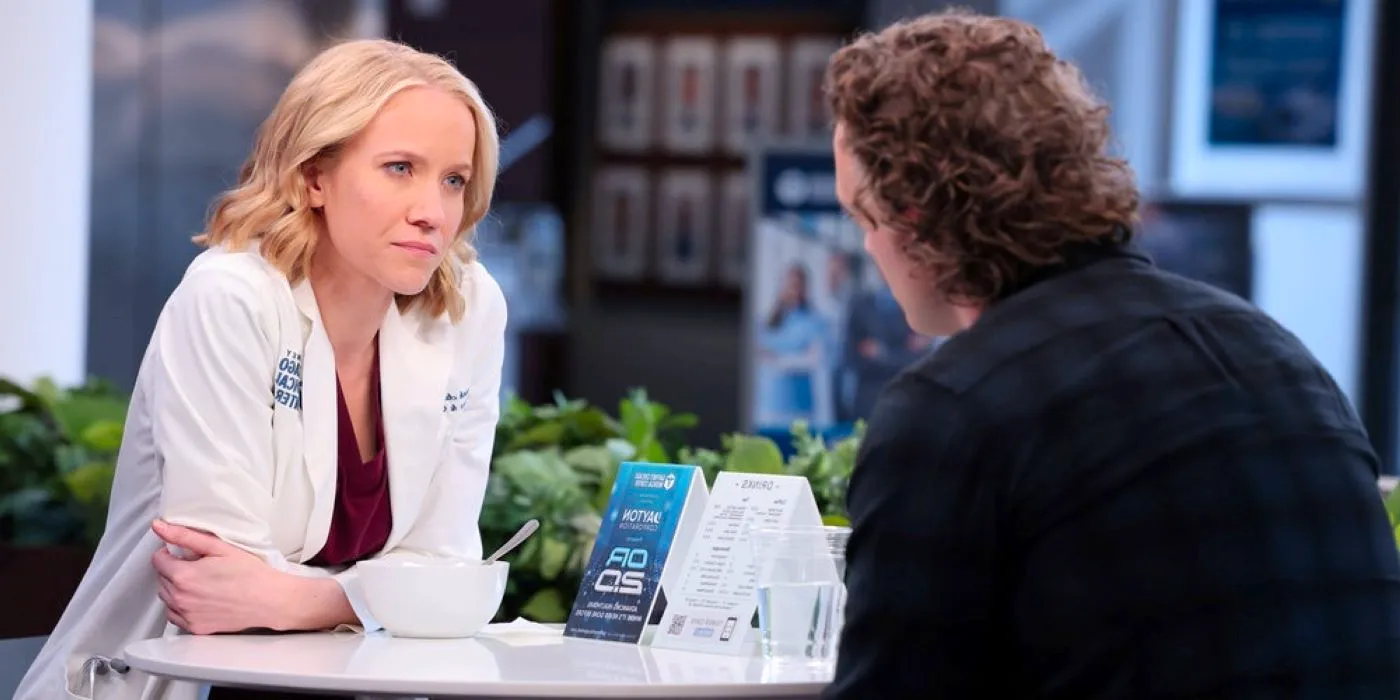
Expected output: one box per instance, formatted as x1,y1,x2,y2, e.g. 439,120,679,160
485,519,540,564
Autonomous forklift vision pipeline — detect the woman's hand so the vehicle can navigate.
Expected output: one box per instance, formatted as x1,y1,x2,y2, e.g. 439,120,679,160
150,519,296,635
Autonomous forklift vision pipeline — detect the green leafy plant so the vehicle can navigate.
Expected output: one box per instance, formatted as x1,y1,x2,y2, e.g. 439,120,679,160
680,421,862,522
487,406,868,624
481,389,698,622
777,420,864,526
0,374,866,624
480,393,865,623
0,376,128,547
1383,485,1400,551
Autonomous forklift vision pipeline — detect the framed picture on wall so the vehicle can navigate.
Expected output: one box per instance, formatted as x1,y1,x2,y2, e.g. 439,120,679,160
591,166,650,281
721,36,782,157
786,36,843,141
661,36,719,154
718,170,750,288
1169,0,1375,200
597,36,656,152
656,169,713,285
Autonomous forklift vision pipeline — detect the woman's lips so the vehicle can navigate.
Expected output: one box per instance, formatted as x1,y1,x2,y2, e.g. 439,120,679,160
393,241,438,256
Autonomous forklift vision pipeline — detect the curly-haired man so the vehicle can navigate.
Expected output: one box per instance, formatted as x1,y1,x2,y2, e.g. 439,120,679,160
825,9,1400,699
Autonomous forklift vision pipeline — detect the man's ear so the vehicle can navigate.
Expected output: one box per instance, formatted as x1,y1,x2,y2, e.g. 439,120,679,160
304,161,326,209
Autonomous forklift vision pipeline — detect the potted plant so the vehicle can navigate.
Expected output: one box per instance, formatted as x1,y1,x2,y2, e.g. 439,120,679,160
1383,481,1400,551
479,389,699,622
0,376,128,638
480,388,865,623
679,420,864,527
0,376,868,628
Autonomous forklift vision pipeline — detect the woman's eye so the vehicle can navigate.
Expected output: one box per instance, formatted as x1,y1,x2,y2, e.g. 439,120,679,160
386,162,411,175
445,174,466,189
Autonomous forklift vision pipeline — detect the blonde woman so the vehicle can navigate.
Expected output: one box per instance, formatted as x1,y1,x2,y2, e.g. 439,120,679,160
18,38,506,700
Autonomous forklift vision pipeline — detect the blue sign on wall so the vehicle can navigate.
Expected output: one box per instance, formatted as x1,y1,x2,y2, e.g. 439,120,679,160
758,152,844,217
1208,0,1346,147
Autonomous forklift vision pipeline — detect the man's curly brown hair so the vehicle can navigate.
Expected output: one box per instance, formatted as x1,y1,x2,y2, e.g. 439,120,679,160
826,8,1140,304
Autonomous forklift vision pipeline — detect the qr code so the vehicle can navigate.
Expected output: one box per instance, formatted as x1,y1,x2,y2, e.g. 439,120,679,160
667,614,687,636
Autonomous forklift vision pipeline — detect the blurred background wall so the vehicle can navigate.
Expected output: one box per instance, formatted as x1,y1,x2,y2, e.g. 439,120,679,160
0,1,94,388
4,0,1391,450
1,0,1393,462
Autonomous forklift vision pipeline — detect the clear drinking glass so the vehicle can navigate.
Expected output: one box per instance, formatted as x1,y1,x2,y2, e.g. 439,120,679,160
749,525,850,667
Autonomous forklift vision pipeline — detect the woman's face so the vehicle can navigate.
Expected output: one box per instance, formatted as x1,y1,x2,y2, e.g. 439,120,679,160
306,86,477,296
782,268,805,305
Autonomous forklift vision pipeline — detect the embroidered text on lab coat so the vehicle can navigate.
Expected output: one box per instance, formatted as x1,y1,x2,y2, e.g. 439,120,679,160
443,388,470,413
275,351,303,411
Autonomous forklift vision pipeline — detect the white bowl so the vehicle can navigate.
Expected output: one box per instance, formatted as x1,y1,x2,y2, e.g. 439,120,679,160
356,558,509,638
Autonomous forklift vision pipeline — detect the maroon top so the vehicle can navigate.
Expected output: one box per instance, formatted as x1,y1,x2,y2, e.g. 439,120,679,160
306,352,393,567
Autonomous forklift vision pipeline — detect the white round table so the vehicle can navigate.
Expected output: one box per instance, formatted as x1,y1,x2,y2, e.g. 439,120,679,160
123,625,832,699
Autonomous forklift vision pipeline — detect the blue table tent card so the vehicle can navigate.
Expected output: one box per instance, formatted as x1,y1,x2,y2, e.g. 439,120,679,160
565,462,709,644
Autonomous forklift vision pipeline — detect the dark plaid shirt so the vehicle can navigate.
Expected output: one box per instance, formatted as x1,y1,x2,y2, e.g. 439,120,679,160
826,243,1400,699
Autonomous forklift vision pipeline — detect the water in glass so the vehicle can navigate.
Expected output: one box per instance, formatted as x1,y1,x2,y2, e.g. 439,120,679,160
750,526,850,667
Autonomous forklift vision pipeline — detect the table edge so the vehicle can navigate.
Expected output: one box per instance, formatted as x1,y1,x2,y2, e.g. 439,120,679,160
124,641,829,699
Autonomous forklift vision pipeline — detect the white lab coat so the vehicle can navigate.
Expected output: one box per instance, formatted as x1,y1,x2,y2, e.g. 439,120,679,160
15,245,507,699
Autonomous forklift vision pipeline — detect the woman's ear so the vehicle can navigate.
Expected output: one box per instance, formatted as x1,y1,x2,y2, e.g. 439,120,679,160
303,161,326,209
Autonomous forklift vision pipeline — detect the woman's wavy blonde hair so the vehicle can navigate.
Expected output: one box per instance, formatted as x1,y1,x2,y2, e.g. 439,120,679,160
194,38,500,323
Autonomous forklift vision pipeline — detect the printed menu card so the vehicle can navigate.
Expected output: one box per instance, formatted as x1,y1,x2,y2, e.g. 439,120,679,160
649,472,824,654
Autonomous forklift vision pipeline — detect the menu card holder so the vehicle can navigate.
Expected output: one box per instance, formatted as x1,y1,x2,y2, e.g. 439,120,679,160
564,462,709,644
649,472,825,655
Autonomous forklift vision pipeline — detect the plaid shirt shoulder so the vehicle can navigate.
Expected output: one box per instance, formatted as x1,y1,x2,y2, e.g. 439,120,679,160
828,252,1400,700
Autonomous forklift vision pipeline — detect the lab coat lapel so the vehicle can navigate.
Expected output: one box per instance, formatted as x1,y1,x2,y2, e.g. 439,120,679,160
379,300,453,548
290,279,338,560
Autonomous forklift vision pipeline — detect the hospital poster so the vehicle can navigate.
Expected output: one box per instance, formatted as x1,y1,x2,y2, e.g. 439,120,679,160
744,146,939,445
